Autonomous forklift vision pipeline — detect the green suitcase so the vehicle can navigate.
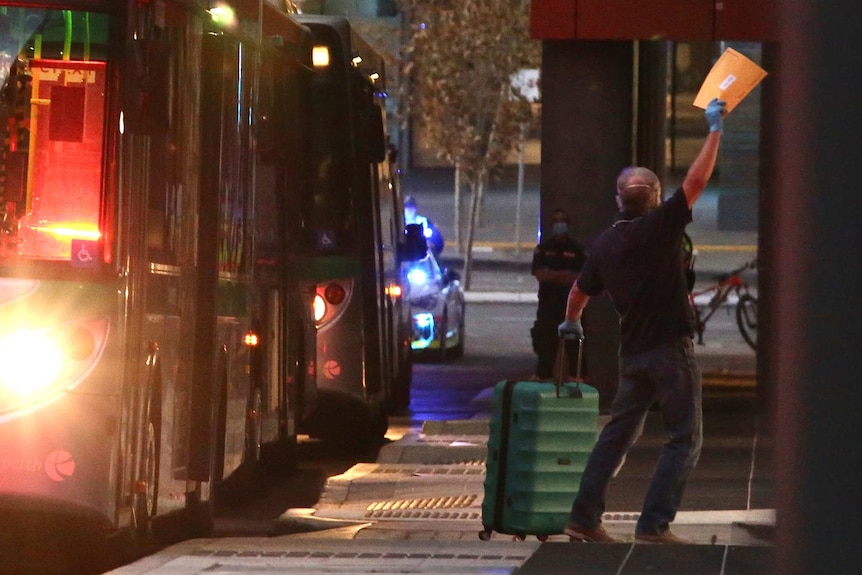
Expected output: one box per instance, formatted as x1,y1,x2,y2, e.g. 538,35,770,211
480,339,599,540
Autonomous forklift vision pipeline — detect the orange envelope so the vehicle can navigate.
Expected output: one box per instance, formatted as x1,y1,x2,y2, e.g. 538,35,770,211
694,47,768,114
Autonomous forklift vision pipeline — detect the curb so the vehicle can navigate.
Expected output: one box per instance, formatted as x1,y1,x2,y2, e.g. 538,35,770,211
464,291,537,303
462,291,743,305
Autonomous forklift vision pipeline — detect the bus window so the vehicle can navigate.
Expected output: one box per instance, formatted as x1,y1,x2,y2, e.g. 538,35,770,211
17,60,105,260
309,69,352,252
0,9,110,263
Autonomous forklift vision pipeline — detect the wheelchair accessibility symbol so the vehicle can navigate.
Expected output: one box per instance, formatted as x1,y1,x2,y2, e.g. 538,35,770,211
77,246,93,262
317,230,336,250
71,239,99,268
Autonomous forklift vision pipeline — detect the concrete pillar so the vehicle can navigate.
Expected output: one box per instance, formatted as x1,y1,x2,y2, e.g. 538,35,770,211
757,42,779,418
539,40,633,408
635,40,668,179
775,3,862,574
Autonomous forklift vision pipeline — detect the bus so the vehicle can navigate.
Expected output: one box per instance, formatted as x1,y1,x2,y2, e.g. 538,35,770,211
291,15,423,445
0,0,314,539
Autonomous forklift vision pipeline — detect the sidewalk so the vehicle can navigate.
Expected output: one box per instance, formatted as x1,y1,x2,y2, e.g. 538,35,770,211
107,416,774,575
276,419,774,547
107,533,773,574
206,418,776,575
105,357,771,575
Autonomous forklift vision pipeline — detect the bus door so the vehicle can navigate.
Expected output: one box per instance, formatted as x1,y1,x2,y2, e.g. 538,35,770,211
256,34,315,445
351,68,390,397
178,31,228,483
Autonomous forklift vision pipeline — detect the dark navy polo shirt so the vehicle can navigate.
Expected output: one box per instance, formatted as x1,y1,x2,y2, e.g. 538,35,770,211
576,188,695,356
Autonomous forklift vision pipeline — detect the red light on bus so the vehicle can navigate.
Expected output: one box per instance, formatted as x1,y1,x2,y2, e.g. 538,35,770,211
61,326,96,361
243,332,260,347
31,224,101,241
324,283,346,305
0,320,106,410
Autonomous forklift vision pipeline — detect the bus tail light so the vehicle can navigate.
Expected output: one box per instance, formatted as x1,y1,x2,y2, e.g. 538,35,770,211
0,318,109,418
313,279,353,330
312,294,326,323
324,283,346,305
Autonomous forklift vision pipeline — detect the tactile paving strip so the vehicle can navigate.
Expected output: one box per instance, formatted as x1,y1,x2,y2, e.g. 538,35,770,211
365,494,481,520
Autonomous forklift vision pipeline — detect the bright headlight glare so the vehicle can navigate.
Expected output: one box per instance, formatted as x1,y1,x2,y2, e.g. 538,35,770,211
312,294,326,323
408,268,428,285
0,330,64,396
312,46,330,68
415,313,434,329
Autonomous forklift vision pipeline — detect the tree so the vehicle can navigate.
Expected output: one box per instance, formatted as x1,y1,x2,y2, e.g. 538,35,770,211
397,0,538,289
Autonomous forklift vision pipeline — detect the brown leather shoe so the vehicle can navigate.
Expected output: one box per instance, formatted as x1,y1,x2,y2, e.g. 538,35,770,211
564,523,621,543
635,530,694,544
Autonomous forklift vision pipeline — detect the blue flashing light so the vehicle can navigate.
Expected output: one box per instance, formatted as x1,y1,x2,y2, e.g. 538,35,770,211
408,267,428,286
411,312,435,350
415,313,433,328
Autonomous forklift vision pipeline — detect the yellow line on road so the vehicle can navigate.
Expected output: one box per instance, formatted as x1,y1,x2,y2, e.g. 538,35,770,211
693,245,758,253
702,373,757,388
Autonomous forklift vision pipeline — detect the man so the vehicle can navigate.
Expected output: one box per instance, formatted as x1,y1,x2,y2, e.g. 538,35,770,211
531,208,585,379
557,98,727,544
404,195,444,255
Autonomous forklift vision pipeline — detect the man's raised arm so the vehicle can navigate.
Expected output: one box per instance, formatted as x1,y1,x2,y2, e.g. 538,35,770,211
683,98,727,208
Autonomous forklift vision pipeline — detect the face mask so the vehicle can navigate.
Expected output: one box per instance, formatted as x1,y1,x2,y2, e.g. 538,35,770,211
552,222,569,236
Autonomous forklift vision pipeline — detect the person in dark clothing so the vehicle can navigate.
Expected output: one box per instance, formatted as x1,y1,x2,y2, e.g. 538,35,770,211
530,208,585,379
557,98,727,544
404,195,445,255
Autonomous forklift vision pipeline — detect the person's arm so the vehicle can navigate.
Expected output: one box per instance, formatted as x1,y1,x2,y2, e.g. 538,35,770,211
558,282,590,340
564,284,590,322
683,98,726,208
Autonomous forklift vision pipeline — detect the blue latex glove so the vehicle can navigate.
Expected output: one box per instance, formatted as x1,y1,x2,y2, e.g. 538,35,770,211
705,98,727,133
558,319,584,341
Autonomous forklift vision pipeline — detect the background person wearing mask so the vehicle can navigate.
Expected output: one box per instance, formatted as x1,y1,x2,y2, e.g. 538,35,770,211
530,207,586,379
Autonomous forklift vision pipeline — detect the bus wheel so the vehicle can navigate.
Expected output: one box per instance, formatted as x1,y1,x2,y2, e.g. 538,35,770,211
135,385,161,538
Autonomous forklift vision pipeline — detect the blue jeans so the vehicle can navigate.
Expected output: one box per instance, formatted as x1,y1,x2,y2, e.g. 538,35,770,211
568,338,703,535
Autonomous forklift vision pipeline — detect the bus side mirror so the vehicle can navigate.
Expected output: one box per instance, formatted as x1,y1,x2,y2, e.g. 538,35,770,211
399,223,428,263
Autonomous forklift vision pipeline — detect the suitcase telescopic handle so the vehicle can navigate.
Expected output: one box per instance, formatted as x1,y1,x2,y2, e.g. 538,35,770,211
555,337,584,398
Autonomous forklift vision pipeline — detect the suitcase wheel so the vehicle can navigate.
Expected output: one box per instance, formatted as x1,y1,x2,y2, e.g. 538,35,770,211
512,533,526,541
537,534,549,542
478,529,492,541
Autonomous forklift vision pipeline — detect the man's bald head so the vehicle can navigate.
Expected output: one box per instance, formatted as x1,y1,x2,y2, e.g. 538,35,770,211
615,167,662,215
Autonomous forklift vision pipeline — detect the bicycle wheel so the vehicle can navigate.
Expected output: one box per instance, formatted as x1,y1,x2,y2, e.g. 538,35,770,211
736,293,758,350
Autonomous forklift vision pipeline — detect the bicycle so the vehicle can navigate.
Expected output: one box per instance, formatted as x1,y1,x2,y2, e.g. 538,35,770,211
688,258,758,350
